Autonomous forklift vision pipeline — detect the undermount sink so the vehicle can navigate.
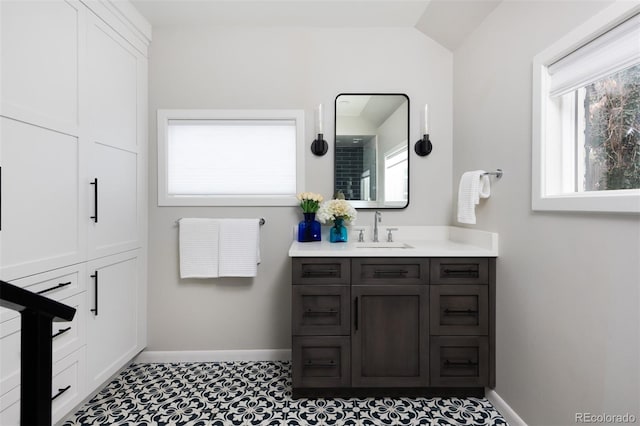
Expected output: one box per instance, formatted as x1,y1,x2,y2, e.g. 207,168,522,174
353,242,413,249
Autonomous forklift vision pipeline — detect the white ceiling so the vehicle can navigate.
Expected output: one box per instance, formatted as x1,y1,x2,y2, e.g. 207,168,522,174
129,0,502,51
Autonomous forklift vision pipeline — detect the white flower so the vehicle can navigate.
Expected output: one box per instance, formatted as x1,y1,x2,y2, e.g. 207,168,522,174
317,199,357,225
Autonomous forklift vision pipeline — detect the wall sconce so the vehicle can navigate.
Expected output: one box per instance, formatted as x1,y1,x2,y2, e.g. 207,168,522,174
311,104,328,156
414,104,433,157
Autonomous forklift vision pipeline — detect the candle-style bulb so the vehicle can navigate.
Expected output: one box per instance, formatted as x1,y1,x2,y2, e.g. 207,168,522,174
424,104,429,135
317,104,323,134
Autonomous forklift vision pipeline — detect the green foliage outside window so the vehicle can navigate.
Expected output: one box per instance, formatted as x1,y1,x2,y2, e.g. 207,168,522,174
584,64,640,191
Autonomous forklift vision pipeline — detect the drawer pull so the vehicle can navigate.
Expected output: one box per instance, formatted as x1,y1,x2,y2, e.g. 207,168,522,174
36,281,72,295
302,269,339,277
51,385,71,401
304,359,336,367
444,308,479,316
52,327,71,339
443,268,479,277
373,269,408,277
444,359,478,368
90,271,99,316
304,308,337,315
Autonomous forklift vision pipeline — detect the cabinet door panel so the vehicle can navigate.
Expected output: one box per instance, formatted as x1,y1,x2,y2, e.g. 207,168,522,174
430,258,488,285
352,285,428,387
87,15,138,152
0,118,84,280
352,258,429,285
430,285,488,335
292,336,350,388
292,285,350,336
430,336,489,387
1,0,80,134
87,144,138,258
86,251,139,393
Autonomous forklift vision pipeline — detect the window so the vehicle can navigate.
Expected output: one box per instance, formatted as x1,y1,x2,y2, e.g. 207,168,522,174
532,2,640,212
384,144,408,204
157,109,305,206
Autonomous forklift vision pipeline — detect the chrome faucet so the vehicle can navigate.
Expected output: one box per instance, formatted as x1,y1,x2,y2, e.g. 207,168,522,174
373,211,382,242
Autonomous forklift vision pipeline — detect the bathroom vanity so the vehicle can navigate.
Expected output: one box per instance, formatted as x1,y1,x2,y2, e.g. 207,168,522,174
289,226,497,398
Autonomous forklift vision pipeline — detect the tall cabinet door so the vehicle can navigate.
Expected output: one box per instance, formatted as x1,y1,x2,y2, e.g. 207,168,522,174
86,12,143,260
351,285,429,387
0,0,86,281
86,250,140,393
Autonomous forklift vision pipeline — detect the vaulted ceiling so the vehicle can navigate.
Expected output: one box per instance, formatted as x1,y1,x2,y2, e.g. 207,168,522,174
130,0,502,51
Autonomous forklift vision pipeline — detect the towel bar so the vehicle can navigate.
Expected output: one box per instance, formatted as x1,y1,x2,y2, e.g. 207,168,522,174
483,169,503,179
175,218,265,226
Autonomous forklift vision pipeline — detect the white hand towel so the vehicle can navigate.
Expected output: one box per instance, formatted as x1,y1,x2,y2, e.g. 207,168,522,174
457,170,491,225
219,218,261,277
179,218,220,278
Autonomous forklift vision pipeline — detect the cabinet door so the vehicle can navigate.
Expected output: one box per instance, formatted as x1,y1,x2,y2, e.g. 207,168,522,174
351,285,429,387
0,0,81,135
86,251,140,393
86,13,143,259
0,118,85,281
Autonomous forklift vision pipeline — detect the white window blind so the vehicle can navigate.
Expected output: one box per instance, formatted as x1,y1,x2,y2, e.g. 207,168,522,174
167,119,296,195
548,13,640,97
157,109,304,206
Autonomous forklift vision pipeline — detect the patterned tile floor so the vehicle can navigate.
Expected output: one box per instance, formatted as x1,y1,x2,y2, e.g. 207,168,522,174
62,361,508,425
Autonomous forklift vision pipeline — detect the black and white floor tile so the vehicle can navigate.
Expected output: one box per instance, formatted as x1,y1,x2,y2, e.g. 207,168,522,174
62,361,508,425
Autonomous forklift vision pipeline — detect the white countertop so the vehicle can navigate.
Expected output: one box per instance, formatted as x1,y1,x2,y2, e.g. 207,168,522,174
288,226,498,257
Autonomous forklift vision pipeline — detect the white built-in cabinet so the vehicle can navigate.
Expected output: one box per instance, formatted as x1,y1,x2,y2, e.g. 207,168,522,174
0,0,149,424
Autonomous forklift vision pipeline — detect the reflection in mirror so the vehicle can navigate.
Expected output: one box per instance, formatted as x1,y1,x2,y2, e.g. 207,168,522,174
335,94,409,209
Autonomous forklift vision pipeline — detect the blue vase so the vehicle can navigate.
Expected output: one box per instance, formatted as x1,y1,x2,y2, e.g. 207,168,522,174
329,217,348,243
298,212,321,242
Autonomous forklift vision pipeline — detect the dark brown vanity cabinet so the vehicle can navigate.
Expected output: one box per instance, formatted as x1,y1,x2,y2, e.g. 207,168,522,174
292,257,495,396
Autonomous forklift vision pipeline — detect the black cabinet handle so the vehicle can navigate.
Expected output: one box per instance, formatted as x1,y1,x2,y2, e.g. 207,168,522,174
373,269,408,277
51,385,71,401
90,271,98,316
90,178,98,223
443,268,479,277
304,308,337,315
302,269,338,277
52,327,72,339
354,297,359,331
444,308,479,316
37,281,72,295
444,359,478,368
304,359,336,367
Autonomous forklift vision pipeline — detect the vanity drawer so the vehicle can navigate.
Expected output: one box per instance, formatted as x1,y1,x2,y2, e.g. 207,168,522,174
292,258,350,285
52,347,85,424
430,285,488,335
292,286,350,336
430,258,488,285
292,336,350,388
352,258,429,285
430,336,489,387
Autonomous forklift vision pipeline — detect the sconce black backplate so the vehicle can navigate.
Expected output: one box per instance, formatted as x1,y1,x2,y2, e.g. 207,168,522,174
414,134,433,156
311,135,328,156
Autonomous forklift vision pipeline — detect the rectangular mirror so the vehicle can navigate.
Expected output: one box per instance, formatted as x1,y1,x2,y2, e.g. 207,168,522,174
335,93,409,209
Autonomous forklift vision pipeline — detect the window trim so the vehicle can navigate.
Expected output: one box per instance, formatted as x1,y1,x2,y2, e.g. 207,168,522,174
532,1,640,213
157,109,305,206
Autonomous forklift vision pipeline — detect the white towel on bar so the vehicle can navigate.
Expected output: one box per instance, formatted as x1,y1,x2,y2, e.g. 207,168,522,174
219,218,261,277
457,170,491,225
179,218,221,278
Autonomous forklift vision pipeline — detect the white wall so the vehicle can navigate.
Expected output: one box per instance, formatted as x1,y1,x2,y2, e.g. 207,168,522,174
148,26,452,351
453,1,639,424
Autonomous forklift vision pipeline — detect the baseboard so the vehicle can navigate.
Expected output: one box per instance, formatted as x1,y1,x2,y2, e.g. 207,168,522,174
133,349,292,363
485,389,528,426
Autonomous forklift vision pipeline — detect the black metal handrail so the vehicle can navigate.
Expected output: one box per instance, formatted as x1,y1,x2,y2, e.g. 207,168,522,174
0,280,76,426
